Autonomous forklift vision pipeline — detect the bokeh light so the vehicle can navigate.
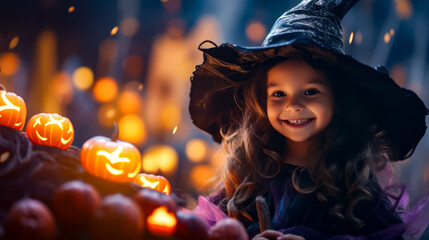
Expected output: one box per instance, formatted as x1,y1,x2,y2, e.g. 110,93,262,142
246,21,266,43
9,36,19,50
355,32,363,45
0,52,20,75
161,104,181,130
97,103,118,127
185,139,207,163
119,17,139,37
72,66,94,90
68,6,75,13
52,71,74,105
117,90,142,114
111,26,119,36
190,164,215,189
118,114,147,146
142,145,178,174
395,0,413,19
92,76,118,102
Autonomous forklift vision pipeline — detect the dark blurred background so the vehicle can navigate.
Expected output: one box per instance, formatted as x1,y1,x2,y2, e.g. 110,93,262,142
0,0,428,234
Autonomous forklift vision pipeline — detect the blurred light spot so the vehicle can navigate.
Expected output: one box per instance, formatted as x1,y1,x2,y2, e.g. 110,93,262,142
0,53,20,75
93,76,118,102
391,64,407,87
172,126,178,134
9,36,19,50
68,6,75,12
394,0,412,19
161,104,181,130
123,81,142,91
166,18,185,38
390,29,395,36
142,145,178,174
185,139,207,163
111,26,119,36
118,114,147,146
138,84,144,91
211,148,227,170
117,90,142,114
384,33,391,43
97,103,118,127
99,39,118,61
246,21,267,43
163,0,181,12
123,54,144,76
120,17,139,37
190,165,214,189
355,32,363,45
72,66,94,90
52,71,74,105
349,32,354,45
0,152,10,163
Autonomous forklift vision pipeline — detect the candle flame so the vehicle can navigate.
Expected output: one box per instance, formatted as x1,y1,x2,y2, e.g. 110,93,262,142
349,32,353,45
111,26,119,36
172,126,178,134
68,6,75,13
147,206,177,236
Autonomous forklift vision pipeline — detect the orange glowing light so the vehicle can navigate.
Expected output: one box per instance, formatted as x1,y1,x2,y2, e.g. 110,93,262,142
138,84,143,91
119,18,139,37
349,32,354,44
111,26,119,36
147,206,177,236
172,126,178,134
246,21,267,43
26,113,74,150
117,90,142,114
81,124,142,183
384,33,391,43
118,114,147,146
52,71,74,105
185,139,207,163
161,105,181,131
93,77,118,102
9,36,19,50
190,165,214,189
142,145,178,174
68,6,75,12
0,53,20,75
390,29,395,36
73,67,94,90
395,0,412,19
133,173,171,195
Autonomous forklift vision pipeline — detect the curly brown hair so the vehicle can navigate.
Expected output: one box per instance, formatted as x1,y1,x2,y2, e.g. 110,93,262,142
215,56,393,228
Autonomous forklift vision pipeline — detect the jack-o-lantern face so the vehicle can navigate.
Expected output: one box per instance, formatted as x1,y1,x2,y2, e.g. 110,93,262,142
0,86,26,131
133,173,171,195
26,113,74,150
81,134,141,183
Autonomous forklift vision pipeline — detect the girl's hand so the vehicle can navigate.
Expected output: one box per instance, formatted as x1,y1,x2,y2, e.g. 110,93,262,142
251,230,305,240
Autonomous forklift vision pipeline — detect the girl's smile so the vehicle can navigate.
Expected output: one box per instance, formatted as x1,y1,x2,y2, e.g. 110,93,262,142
266,58,335,143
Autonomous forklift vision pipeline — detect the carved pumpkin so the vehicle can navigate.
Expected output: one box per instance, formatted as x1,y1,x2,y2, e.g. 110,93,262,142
81,123,141,183
133,173,171,195
0,84,26,130
26,113,74,150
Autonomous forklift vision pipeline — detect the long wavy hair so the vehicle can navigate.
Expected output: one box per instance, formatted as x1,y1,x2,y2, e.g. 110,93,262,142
215,56,393,228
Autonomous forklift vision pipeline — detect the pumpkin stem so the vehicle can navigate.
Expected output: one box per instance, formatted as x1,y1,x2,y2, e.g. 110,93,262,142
112,122,119,141
0,84,5,91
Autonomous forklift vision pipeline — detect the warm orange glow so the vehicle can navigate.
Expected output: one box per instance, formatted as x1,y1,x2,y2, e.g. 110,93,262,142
395,0,412,19
0,53,20,75
391,64,407,87
349,32,354,44
81,134,142,183
73,67,94,90
0,88,26,131
93,77,118,102
52,71,74,105
9,36,19,50
68,6,75,12
118,114,147,146
190,165,214,189
111,26,119,36
185,139,207,163
384,33,391,43
0,152,9,163
147,206,177,236
211,148,228,170
138,84,143,91
246,21,267,43
97,103,118,127
390,29,395,36
117,90,142,114
142,145,178,174
161,104,181,130
133,173,171,195
26,113,74,150
172,126,178,134
120,18,139,37
123,54,144,76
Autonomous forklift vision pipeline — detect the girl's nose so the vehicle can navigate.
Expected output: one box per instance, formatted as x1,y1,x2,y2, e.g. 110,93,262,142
285,97,304,112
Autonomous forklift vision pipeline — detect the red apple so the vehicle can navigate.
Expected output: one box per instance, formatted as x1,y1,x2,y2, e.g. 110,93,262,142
175,210,209,240
208,218,248,240
133,188,177,220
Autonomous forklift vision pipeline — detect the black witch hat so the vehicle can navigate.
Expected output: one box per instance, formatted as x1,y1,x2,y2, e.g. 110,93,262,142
189,0,428,160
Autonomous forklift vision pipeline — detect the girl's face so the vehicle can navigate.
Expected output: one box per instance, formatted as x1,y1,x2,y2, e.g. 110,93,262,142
266,58,335,143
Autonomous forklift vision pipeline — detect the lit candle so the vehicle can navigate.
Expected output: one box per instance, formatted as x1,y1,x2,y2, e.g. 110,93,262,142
147,206,177,236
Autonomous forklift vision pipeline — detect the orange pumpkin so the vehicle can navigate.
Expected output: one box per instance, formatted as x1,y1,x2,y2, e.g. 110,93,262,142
81,123,141,183
133,173,171,195
26,113,74,150
0,84,26,130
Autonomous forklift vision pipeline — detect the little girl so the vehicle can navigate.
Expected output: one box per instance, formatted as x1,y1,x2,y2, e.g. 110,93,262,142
189,0,429,239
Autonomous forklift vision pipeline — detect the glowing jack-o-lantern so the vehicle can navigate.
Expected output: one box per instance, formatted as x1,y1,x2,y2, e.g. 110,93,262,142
0,84,26,130
81,123,141,183
133,173,171,195
26,113,74,150
147,206,177,236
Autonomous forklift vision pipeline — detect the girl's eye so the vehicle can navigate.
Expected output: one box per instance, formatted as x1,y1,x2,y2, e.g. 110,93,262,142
272,91,286,97
304,89,320,95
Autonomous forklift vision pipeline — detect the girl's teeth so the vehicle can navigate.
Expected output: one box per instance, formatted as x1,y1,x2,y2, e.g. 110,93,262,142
288,119,309,125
